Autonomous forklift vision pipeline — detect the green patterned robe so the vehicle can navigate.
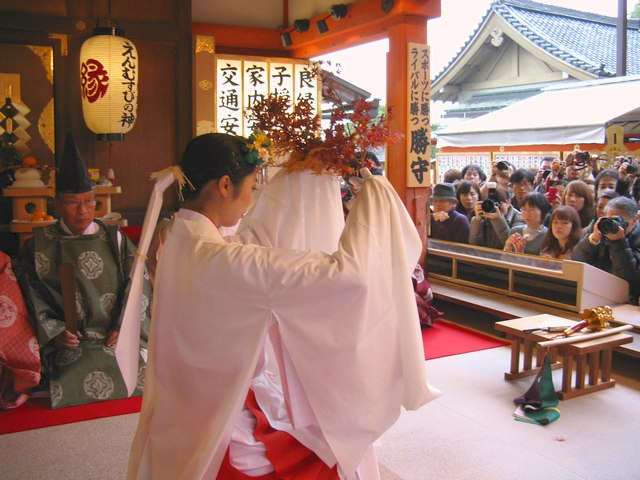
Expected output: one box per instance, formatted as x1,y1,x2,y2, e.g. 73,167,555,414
18,221,151,408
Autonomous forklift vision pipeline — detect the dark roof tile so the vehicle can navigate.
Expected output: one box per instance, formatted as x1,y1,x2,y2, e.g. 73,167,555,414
433,0,640,81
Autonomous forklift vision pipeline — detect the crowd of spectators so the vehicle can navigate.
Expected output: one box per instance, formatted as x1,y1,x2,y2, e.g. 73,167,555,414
429,152,640,304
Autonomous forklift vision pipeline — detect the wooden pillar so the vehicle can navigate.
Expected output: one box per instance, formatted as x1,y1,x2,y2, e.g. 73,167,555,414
386,18,429,253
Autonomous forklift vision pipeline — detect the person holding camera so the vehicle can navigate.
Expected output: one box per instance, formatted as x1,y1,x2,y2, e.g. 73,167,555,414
572,196,640,304
484,159,513,195
563,150,593,181
469,184,524,250
616,156,640,202
533,156,556,191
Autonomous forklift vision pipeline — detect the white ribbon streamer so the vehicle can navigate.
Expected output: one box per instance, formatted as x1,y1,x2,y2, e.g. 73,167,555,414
116,167,182,395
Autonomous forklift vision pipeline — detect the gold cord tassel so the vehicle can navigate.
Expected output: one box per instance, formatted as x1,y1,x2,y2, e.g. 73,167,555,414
150,166,194,202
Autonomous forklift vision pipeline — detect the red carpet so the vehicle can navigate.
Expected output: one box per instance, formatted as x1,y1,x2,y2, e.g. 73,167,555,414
422,319,509,360
0,395,142,435
1,321,506,435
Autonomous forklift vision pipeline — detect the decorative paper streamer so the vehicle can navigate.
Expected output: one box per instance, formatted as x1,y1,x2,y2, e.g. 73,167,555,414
115,167,181,395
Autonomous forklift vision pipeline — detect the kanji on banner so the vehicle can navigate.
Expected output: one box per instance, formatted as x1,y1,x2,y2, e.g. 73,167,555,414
407,43,431,187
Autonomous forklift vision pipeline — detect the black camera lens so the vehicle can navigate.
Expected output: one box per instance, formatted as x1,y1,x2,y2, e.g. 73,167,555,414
626,164,637,174
496,161,509,171
481,199,497,213
576,151,590,160
598,217,620,235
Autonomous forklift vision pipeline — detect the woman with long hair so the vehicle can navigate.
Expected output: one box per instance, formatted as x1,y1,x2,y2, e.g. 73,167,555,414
540,206,582,259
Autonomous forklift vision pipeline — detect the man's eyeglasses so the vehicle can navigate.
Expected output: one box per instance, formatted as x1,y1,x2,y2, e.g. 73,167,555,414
60,200,97,209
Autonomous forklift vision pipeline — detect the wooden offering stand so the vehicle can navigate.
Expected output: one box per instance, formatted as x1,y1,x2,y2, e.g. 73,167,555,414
2,185,126,248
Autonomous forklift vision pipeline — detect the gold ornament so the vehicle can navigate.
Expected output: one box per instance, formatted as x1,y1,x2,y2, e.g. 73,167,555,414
579,306,614,332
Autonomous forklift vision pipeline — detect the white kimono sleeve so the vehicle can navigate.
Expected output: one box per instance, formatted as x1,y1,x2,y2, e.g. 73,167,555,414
128,174,439,480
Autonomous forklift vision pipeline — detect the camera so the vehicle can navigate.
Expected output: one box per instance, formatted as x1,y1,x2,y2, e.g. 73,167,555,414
481,182,499,213
621,156,637,174
576,151,591,161
597,216,627,235
496,161,509,171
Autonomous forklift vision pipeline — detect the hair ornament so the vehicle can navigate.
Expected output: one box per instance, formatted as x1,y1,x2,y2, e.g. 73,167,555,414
243,130,272,167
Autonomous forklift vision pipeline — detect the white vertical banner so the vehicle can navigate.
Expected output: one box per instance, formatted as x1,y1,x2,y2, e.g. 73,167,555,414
216,58,243,136
294,63,319,117
214,57,318,137
407,43,431,187
243,61,268,134
269,63,295,112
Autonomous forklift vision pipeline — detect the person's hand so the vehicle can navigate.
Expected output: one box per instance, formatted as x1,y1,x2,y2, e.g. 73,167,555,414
490,160,499,177
549,195,561,210
534,168,545,186
601,222,626,242
588,154,601,174
483,203,501,219
473,203,485,219
613,157,624,170
107,330,119,347
618,161,629,181
55,329,82,349
432,211,449,222
504,232,525,253
589,221,603,245
550,159,563,179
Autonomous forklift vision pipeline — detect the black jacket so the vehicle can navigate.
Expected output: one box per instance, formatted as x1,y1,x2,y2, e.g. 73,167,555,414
572,223,640,304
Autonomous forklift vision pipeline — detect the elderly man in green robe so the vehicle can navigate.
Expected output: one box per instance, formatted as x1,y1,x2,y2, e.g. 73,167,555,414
18,134,151,408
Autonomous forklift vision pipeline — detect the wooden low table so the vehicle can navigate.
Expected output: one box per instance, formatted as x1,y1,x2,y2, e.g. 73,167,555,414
496,314,633,400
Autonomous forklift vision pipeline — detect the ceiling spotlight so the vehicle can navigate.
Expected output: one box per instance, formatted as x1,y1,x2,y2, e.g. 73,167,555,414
281,19,309,47
316,4,349,34
329,4,348,19
293,19,310,33
316,16,330,33
280,31,292,47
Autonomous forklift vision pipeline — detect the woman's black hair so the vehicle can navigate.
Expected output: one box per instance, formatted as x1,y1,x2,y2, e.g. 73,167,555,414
455,180,481,215
510,168,535,185
521,191,551,220
461,164,487,182
594,169,619,197
178,133,255,201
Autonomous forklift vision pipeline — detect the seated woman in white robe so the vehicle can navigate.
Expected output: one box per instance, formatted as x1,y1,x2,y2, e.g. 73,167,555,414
127,133,439,480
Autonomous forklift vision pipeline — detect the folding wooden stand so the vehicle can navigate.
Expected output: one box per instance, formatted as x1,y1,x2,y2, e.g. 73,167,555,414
496,314,633,400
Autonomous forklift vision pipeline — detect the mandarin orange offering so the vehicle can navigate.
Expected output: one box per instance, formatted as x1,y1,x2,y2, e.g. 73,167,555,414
23,155,37,167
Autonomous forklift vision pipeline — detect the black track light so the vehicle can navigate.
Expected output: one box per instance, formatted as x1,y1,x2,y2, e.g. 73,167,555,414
281,19,310,47
316,4,349,34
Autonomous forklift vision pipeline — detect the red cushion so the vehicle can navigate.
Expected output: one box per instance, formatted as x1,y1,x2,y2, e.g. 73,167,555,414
121,226,142,245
